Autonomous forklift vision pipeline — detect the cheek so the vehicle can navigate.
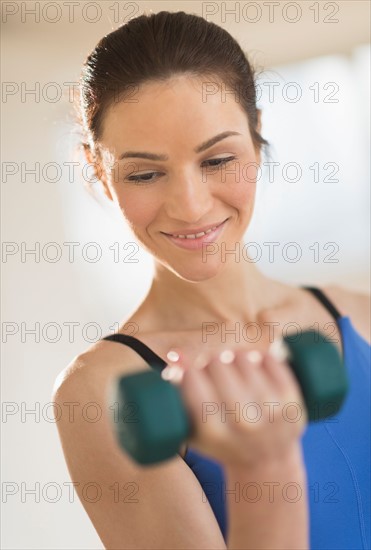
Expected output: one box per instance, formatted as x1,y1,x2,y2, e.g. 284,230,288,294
116,190,159,232
223,161,258,208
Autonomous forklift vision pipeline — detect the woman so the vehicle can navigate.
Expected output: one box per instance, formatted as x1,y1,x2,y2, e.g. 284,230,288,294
53,11,370,549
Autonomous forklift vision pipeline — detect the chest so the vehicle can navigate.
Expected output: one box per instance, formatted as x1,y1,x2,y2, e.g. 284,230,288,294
136,305,343,365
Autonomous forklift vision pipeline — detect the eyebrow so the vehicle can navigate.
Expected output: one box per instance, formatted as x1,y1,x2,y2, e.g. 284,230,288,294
118,131,242,161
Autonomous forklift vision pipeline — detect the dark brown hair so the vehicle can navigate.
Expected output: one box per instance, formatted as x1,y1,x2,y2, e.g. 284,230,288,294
77,10,268,190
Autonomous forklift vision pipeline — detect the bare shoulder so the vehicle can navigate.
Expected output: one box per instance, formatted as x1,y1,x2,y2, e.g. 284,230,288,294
51,339,226,549
321,285,371,344
52,336,151,399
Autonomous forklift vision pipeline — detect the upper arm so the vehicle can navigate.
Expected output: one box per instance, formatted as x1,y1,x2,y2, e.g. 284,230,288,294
52,350,226,550
323,285,371,344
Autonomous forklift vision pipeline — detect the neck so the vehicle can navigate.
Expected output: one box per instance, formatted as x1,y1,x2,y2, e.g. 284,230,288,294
143,252,289,332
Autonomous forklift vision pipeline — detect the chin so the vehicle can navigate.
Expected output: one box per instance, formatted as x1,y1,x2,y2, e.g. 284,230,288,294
167,258,226,283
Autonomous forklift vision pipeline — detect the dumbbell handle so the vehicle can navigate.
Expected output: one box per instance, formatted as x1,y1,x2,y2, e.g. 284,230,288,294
111,331,349,465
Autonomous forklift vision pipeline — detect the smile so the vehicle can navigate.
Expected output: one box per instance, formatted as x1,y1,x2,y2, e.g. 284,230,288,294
162,218,230,251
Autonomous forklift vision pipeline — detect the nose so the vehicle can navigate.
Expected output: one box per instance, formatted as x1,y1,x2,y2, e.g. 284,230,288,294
164,170,214,223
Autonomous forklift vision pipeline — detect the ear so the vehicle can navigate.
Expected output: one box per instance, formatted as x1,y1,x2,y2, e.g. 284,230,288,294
100,174,114,201
93,150,114,201
83,144,114,201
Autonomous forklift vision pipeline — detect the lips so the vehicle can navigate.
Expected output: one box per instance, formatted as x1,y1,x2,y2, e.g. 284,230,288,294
162,218,229,251
162,218,229,239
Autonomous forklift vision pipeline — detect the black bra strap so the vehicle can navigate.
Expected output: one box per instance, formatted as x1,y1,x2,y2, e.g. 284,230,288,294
102,333,167,373
102,333,187,458
301,286,342,321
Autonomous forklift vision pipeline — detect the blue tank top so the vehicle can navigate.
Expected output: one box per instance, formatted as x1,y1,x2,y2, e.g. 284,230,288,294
102,287,371,549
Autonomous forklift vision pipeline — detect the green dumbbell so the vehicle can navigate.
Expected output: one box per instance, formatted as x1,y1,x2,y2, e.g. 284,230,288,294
110,330,349,465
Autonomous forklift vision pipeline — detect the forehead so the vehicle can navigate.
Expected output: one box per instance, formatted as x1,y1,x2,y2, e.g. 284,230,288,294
99,74,249,154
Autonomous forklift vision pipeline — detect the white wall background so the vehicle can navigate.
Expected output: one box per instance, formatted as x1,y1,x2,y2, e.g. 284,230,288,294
1,2,370,548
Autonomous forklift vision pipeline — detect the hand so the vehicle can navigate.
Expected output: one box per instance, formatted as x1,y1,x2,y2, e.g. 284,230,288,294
162,343,308,469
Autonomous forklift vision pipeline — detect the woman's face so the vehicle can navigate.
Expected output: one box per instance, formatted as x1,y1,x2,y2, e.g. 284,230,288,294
98,74,261,281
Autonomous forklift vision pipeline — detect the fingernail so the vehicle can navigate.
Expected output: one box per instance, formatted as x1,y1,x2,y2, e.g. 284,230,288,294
166,350,180,363
244,350,263,364
268,339,289,362
219,349,235,364
161,364,184,384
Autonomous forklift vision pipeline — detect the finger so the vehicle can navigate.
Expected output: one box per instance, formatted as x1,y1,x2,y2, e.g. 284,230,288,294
161,363,185,384
165,347,185,366
205,349,251,418
180,363,222,440
233,348,278,398
165,346,214,371
264,340,305,400
162,344,223,385
262,343,308,427
161,347,199,384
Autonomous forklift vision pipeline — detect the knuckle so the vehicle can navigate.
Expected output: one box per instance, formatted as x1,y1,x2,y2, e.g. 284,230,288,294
234,348,263,367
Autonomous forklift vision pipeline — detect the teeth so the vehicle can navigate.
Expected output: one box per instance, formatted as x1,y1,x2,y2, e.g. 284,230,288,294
172,225,219,239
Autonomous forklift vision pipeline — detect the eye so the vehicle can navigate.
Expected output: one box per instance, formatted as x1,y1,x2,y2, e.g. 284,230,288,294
202,156,236,168
125,156,237,184
126,172,162,184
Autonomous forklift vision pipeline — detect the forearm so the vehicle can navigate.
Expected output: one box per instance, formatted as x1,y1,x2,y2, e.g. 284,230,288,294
224,444,309,550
